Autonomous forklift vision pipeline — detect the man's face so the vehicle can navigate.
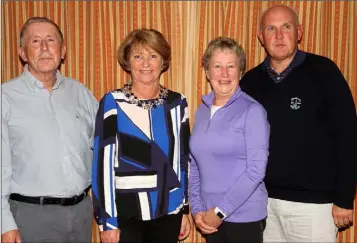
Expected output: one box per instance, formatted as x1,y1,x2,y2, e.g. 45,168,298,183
19,22,66,78
258,6,302,63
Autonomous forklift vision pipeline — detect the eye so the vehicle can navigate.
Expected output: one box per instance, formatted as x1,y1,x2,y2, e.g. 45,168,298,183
47,38,55,42
31,39,40,43
266,26,275,31
283,23,292,29
213,64,221,68
228,64,236,68
151,54,158,58
133,54,141,59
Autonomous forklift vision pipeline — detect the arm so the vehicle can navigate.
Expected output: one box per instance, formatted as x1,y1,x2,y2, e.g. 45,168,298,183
91,93,119,231
216,104,270,217
82,86,99,148
188,153,206,216
322,60,357,210
1,94,18,234
178,96,191,240
180,96,190,214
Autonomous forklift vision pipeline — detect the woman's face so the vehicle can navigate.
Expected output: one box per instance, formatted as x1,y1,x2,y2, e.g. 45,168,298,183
129,46,163,86
206,48,241,101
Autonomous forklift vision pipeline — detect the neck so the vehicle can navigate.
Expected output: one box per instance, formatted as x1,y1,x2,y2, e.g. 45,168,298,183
270,51,297,74
131,82,160,99
213,96,230,106
29,69,57,92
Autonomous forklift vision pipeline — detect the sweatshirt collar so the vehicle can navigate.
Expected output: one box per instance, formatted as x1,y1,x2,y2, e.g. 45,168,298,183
202,86,242,108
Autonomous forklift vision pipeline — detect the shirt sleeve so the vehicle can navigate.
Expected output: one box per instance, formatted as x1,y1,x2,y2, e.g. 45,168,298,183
1,94,18,234
91,93,119,231
180,95,190,214
82,86,99,149
217,103,270,217
321,59,357,209
188,153,206,216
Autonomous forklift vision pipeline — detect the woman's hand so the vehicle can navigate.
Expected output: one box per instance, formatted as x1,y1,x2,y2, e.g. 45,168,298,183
203,208,223,229
178,214,191,241
193,211,218,235
100,229,120,243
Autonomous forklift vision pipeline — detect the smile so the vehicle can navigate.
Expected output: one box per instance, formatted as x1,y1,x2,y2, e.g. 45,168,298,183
219,80,231,84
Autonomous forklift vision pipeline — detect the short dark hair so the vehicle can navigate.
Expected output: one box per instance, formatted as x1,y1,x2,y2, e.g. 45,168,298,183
20,17,64,47
117,29,171,72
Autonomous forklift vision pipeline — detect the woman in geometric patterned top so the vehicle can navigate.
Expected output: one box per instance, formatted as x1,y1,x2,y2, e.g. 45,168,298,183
92,29,191,243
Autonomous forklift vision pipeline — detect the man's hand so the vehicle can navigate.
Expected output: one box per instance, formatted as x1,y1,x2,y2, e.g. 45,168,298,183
178,214,191,241
1,229,22,243
193,211,218,235
332,204,353,228
100,229,120,243
203,208,223,229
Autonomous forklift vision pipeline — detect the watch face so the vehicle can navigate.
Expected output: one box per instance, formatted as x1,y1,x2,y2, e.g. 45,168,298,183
216,211,224,220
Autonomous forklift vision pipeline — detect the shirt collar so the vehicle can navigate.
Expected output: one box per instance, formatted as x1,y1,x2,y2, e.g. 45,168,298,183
261,49,306,71
22,64,64,91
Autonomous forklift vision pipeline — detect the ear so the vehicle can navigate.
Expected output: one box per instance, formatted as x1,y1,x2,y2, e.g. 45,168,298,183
257,30,264,46
205,69,211,81
297,24,303,43
61,45,67,60
19,46,28,62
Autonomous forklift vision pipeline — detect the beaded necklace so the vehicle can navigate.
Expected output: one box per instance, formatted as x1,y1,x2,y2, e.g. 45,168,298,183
121,82,169,109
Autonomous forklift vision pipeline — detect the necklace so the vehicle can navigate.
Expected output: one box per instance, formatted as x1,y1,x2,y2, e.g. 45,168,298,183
120,82,169,109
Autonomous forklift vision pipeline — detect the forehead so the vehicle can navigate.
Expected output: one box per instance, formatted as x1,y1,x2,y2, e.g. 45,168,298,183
262,7,295,26
130,44,157,54
24,22,61,38
211,48,238,61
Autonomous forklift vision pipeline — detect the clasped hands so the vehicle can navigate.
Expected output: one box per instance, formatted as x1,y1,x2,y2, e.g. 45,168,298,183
193,208,222,235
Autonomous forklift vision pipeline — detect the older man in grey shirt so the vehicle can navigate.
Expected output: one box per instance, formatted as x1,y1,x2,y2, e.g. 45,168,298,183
1,17,98,243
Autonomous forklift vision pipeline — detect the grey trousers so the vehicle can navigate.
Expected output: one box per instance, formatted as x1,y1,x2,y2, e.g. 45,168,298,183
9,196,92,243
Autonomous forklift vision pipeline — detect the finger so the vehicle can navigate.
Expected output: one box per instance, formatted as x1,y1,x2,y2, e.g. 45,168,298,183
200,228,217,235
343,218,351,227
348,214,353,223
16,235,22,243
198,222,217,232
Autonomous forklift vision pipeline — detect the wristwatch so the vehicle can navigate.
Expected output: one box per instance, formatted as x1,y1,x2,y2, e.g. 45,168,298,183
214,207,227,220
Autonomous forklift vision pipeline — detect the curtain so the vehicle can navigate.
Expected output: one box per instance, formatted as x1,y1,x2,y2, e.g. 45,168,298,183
2,1,356,242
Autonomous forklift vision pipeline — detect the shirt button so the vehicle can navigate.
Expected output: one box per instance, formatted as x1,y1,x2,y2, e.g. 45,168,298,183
277,77,281,80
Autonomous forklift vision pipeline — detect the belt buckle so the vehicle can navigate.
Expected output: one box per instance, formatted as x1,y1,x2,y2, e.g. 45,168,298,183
60,197,71,206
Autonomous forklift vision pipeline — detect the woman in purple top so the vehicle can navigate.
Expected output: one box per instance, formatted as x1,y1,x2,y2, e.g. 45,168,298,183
189,37,270,243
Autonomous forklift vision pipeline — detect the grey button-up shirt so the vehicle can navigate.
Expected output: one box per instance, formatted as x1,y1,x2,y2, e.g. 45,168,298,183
1,65,99,233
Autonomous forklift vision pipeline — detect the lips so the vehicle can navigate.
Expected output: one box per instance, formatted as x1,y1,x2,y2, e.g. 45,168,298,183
219,80,231,84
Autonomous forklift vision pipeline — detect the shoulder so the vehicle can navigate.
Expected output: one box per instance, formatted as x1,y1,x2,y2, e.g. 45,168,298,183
240,64,265,90
2,74,24,94
239,91,267,116
304,52,339,70
166,89,183,102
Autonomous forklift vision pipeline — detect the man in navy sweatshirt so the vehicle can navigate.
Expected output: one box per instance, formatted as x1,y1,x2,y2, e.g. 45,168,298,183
240,4,357,242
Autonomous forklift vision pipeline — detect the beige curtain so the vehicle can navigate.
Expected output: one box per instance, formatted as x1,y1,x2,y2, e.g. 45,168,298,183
2,1,356,242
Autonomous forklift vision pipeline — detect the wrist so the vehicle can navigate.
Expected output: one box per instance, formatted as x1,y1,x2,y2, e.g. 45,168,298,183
214,207,227,220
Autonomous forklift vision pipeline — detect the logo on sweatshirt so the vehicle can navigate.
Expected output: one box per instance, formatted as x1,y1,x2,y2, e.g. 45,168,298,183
290,97,301,110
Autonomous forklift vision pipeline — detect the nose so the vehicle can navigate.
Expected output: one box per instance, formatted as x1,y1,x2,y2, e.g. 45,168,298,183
275,28,283,39
141,56,151,67
40,40,48,51
221,66,228,77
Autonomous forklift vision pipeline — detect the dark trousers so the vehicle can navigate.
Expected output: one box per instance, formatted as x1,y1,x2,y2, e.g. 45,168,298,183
206,218,266,243
119,212,183,243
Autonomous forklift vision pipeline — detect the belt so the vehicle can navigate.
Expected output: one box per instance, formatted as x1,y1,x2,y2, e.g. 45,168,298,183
9,186,91,206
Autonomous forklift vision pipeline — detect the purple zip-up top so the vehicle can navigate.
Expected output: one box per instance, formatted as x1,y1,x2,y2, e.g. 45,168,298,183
189,87,270,223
